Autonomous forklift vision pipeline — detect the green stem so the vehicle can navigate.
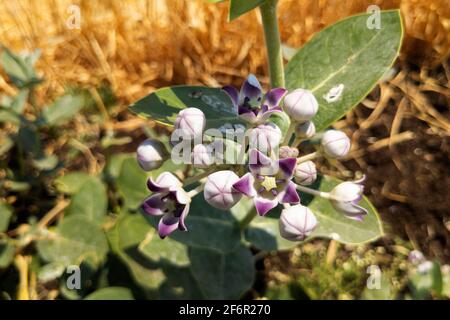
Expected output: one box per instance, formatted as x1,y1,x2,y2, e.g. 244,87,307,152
239,206,258,230
259,0,285,88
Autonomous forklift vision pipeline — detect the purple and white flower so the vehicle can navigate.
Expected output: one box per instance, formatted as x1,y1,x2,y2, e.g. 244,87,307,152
232,149,300,216
141,172,191,239
204,171,242,210
329,178,368,221
222,74,287,125
248,122,282,153
279,204,317,241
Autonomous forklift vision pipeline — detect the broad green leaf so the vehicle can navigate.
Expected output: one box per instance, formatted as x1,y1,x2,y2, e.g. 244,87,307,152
40,94,85,126
0,48,42,88
84,287,134,300
38,262,66,282
66,176,108,222
104,153,134,182
107,213,166,291
0,240,15,269
138,230,189,267
268,111,291,137
37,215,108,268
246,175,383,250
285,10,403,131
54,172,92,194
229,0,265,21
144,194,242,253
0,201,13,232
129,86,240,130
189,244,255,299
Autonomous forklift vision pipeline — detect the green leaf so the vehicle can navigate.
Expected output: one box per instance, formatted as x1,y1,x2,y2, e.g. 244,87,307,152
40,94,85,126
268,111,291,137
0,240,15,269
0,201,13,232
229,0,265,21
138,231,189,267
189,244,255,299
0,109,20,125
38,262,66,282
144,194,242,253
0,48,42,88
55,172,92,194
107,213,166,291
66,176,108,223
37,215,108,268
31,155,59,171
285,10,403,131
246,175,383,250
10,90,29,114
17,125,40,155
84,287,134,300
129,86,240,130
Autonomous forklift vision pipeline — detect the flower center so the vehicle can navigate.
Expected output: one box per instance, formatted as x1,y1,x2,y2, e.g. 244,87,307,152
260,176,277,192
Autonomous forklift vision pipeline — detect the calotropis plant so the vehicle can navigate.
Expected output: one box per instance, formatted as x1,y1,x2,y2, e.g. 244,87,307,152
136,74,370,240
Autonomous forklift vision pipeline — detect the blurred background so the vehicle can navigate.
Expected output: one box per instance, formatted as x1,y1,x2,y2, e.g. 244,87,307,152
0,0,449,299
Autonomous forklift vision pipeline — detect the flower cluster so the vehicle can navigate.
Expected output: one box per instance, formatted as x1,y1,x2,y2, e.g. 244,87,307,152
136,75,368,240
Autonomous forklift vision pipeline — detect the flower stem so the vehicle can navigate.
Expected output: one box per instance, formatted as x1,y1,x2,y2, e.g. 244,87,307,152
296,184,331,199
283,123,295,145
239,206,258,230
297,151,321,163
188,183,205,198
259,0,284,88
183,168,215,186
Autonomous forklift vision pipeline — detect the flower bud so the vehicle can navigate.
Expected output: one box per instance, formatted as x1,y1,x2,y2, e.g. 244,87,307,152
408,250,425,265
204,171,242,210
174,107,206,139
279,146,299,159
294,161,317,186
283,89,318,122
321,130,350,159
192,144,214,169
279,204,317,241
295,121,316,139
248,123,282,153
137,139,169,171
330,180,367,221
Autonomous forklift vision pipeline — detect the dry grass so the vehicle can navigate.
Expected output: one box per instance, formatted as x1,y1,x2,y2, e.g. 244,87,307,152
0,0,448,106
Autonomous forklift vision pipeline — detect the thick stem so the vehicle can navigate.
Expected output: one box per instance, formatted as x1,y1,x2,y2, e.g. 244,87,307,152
183,168,215,186
297,151,321,164
239,206,258,230
260,0,284,88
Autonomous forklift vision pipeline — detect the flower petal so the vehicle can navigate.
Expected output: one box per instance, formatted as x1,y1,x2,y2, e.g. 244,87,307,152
158,214,180,239
278,157,297,178
177,203,190,231
174,189,190,205
264,88,287,107
254,195,278,216
279,181,300,204
239,74,263,105
222,86,239,107
232,173,256,197
147,172,181,192
249,149,272,173
141,194,165,216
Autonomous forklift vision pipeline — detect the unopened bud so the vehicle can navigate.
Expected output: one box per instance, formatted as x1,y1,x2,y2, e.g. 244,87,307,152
192,144,214,169
295,121,316,139
321,130,350,159
279,204,317,241
137,139,169,171
294,161,317,186
204,171,242,210
174,107,206,139
283,89,318,122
